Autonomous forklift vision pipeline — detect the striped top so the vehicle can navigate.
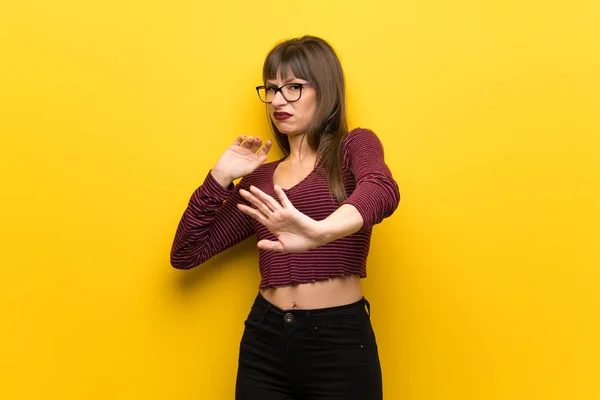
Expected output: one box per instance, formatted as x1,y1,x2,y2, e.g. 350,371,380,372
170,128,400,288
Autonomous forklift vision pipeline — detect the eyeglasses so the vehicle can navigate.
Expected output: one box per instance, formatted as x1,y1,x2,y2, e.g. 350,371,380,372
255,83,313,103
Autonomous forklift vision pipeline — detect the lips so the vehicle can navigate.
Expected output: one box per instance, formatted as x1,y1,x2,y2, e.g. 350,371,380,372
273,112,292,121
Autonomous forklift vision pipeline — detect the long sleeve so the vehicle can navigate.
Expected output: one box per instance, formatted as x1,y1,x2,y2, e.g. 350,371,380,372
170,171,254,269
341,128,400,231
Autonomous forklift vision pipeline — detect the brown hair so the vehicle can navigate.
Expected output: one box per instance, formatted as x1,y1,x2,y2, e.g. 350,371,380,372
262,35,348,202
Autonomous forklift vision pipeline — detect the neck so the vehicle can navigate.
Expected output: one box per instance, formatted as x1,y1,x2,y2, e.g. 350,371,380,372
286,133,317,164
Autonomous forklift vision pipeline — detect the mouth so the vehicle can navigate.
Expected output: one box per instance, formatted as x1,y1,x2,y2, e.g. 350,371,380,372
273,112,292,121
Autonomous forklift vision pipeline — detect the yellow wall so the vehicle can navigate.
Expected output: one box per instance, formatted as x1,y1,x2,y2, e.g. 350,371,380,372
1,1,598,399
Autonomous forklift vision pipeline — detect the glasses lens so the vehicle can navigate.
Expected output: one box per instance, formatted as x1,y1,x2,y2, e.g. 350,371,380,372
282,84,302,102
257,87,270,103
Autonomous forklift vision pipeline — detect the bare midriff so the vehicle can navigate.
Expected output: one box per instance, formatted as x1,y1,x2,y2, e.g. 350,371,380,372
259,274,363,310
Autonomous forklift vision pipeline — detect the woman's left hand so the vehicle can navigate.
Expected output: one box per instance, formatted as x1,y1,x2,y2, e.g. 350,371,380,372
237,185,324,252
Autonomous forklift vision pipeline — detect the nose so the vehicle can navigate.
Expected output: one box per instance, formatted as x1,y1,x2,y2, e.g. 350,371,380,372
271,89,288,107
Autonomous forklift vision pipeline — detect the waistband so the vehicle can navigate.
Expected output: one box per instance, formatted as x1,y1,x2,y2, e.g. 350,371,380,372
251,291,371,324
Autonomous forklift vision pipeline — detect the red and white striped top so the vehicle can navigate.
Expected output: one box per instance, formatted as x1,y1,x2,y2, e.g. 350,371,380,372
170,128,400,288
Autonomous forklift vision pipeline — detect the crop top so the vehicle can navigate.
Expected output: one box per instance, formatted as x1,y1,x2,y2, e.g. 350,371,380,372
170,128,400,288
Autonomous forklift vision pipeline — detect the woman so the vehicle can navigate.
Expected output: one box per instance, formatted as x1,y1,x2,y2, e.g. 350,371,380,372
171,35,400,400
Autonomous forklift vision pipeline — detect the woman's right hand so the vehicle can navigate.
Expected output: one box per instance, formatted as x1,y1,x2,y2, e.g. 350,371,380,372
211,135,272,188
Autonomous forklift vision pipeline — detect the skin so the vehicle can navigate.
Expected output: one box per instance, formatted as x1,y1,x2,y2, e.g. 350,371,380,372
211,72,364,310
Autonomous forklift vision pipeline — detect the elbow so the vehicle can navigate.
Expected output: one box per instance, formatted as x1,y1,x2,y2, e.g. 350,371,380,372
170,259,195,270
391,182,401,211
170,251,201,270
170,237,216,270
381,179,401,218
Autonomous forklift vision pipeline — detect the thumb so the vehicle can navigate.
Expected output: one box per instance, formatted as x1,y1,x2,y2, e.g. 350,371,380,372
248,155,268,171
257,240,284,252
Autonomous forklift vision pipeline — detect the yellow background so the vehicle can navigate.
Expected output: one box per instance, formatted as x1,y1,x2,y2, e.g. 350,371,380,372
1,1,598,399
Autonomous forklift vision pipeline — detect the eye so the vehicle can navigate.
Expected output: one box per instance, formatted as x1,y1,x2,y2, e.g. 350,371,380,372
265,86,276,94
287,84,302,92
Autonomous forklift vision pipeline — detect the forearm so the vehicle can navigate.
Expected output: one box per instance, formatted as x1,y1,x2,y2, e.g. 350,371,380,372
170,173,253,268
317,204,364,246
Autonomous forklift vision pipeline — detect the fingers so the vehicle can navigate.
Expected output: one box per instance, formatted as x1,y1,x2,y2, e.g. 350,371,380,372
248,185,281,211
237,136,272,156
239,188,275,216
273,185,293,208
240,136,262,153
241,136,254,149
257,140,272,156
233,135,247,146
239,185,288,218
249,137,262,153
237,203,268,226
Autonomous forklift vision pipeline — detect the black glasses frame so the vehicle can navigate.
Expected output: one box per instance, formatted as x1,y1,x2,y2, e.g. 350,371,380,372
255,83,313,103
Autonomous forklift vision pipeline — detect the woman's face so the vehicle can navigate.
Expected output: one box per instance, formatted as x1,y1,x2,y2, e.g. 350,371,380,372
267,71,317,136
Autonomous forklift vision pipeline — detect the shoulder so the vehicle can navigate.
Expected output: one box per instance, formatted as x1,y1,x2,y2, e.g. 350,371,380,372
342,127,384,153
343,127,381,145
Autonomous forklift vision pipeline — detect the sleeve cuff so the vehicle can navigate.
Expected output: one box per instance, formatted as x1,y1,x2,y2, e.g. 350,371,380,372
197,170,236,201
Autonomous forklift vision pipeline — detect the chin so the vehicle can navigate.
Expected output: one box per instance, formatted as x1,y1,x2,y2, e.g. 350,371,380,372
274,124,292,135
273,121,306,136
278,130,303,137
275,125,300,135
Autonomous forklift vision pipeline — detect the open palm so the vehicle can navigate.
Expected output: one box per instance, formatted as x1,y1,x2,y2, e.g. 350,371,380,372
213,136,272,182
237,185,323,253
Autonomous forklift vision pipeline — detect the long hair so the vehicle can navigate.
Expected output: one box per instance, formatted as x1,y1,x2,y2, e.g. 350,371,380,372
262,35,348,202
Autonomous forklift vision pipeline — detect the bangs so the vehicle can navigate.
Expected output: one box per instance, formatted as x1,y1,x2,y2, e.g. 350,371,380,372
263,44,313,83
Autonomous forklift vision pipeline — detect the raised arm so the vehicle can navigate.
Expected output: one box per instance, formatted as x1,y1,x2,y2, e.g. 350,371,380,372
170,172,254,269
170,135,272,269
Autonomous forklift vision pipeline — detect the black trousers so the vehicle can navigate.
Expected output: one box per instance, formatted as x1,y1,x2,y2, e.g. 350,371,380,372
235,292,383,399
